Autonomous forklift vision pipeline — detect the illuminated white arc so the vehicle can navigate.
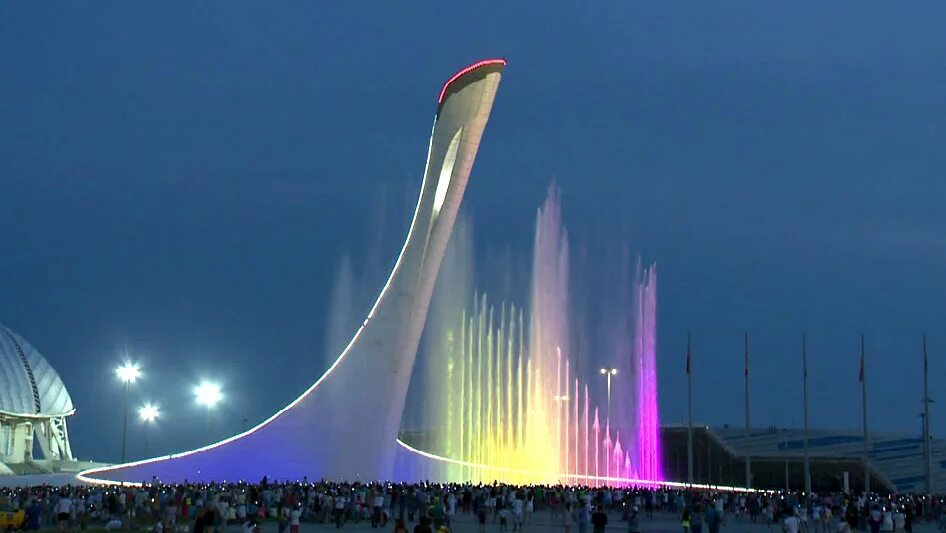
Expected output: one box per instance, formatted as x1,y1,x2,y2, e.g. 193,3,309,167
77,59,506,486
77,113,442,484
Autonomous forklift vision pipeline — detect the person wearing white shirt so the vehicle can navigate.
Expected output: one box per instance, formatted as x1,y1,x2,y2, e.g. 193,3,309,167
784,511,801,533
290,507,302,533
334,495,347,528
243,520,261,533
511,498,524,531
371,493,385,528
812,506,823,533
56,495,73,530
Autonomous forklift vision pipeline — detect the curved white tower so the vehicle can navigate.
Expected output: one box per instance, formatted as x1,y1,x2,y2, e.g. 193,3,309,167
80,59,506,484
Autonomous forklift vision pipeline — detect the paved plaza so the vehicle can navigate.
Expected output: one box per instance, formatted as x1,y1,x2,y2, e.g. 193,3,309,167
221,510,944,533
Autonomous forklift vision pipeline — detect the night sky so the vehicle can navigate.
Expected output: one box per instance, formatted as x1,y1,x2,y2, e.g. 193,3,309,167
2,2,945,463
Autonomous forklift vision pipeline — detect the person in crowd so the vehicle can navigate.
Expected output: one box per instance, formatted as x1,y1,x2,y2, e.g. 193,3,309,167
56,491,73,531
563,501,574,533
499,505,510,531
691,503,704,533
372,491,385,528
24,498,43,531
591,505,608,533
477,500,487,533
784,508,801,533
705,500,722,533
577,500,591,533
191,507,207,533
413,515,432,533
2,479,944,533
511,494,524,531
525,493,534,524
393,518,409,533
628,505,641,533
869,505,883,533
289,504,302,533
430,497,446,530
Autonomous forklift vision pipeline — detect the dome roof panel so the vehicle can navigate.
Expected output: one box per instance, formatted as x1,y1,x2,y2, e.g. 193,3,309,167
0,325,74,417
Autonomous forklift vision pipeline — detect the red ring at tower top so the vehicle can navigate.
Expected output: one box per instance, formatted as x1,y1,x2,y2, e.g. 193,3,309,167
438,58,507,104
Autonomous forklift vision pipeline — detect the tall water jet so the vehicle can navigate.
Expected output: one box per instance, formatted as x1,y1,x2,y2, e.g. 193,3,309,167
633,262,663,482
529,184,571,476
406,184,664,485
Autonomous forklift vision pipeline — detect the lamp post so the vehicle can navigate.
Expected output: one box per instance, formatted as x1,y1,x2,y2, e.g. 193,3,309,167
138,403,159,457
599,368,618,423
194,382,222,442
115,361,141,463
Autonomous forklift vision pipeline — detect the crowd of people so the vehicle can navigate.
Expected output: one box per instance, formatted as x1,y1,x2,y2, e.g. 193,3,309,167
1,480,945,533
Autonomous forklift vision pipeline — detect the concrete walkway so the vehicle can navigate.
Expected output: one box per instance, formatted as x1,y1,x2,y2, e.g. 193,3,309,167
255,511,944,533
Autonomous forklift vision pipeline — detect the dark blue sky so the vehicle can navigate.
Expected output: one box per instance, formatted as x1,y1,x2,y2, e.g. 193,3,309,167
2,2,945,462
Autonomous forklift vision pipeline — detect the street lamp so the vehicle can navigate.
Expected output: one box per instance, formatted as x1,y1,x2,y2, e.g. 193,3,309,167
599,367,618,423
138,403,159,457
115,361,141,463
194,382,222,442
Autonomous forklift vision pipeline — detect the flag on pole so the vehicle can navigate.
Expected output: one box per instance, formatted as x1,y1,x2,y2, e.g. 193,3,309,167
802,333,808,378
744,333,749,377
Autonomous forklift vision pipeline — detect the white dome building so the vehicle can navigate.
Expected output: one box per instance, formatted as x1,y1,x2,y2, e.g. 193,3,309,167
0,325,75,467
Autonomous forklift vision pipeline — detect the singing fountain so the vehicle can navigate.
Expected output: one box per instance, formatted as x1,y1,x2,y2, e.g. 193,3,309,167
402,187,664,485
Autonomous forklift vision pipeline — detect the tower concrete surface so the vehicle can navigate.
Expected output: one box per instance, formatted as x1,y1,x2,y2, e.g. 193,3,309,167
79,59,506,484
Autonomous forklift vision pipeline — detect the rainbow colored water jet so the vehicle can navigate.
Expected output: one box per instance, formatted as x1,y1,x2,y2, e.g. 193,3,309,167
417,188,663,485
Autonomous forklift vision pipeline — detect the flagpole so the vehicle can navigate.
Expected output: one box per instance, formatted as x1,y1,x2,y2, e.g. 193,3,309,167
744,332,751,489
861,333,870,494
923,333,932,495
802,332,811,496
687,330,694,486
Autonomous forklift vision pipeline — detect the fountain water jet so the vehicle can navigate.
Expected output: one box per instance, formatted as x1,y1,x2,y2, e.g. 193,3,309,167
408,185,664,484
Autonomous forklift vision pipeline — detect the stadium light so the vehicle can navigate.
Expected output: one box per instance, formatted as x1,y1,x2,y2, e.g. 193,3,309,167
138,403,159,457
194,382,223,408
139,403,160,423
195,381,223,444
115,362,141,384
115,360,141,464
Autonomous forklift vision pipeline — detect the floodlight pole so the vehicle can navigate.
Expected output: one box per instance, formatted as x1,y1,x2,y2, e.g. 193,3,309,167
121,380,129,463
861,334,870,494
923,333,933,495
744,332,751,489
686,331,694,486
802,333,811,496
